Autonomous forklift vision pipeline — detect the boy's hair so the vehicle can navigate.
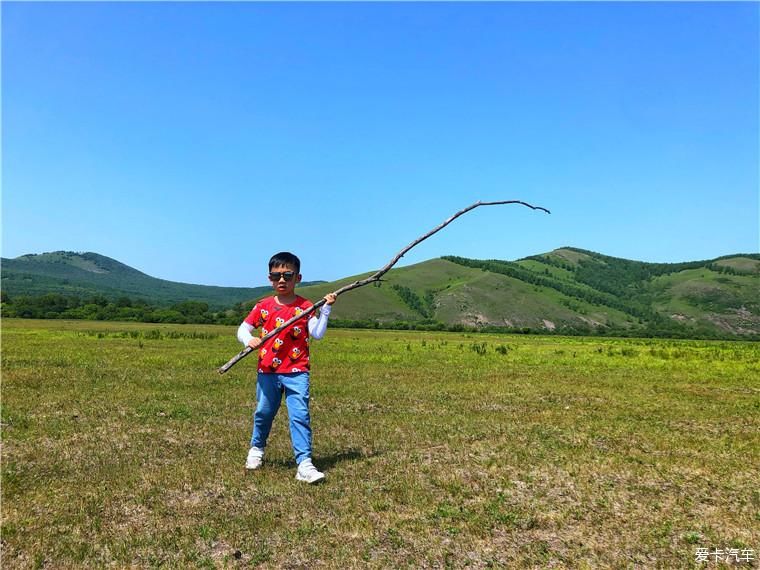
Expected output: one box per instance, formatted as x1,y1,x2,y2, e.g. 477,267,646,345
269,252,301,273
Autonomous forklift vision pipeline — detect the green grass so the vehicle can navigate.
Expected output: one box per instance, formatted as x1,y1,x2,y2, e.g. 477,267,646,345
713,257,760,274
544,248,597,266
2,319,759,568
299,259,636,332
649,268,760,334
516,258,577,281
297,259,487,323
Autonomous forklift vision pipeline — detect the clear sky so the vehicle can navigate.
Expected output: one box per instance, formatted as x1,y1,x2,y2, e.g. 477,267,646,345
2,1,758,287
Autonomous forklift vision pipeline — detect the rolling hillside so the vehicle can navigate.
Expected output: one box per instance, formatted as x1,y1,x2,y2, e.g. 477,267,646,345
294,248,760,337
3,249,758,338
1,251,275,309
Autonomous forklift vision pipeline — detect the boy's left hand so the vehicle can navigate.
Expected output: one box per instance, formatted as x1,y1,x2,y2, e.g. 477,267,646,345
324,293,337,305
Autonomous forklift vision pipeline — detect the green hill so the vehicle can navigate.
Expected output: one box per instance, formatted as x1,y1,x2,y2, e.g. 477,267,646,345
3,248,758,338
292,249,759,338
1,251,277,309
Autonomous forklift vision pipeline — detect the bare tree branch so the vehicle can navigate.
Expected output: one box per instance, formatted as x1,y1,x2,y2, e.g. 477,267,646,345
218,200,550,374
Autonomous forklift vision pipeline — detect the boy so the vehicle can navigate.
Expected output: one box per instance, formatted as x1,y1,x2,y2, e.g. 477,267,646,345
237,252,336,484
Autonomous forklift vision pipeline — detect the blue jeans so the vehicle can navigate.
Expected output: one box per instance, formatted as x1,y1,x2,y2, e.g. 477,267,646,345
251,372,312,465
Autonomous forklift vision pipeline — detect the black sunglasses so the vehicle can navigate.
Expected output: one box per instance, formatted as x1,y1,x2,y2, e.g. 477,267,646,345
269,271,296,282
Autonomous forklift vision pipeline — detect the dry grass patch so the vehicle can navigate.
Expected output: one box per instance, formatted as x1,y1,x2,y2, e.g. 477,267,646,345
2,320,759,567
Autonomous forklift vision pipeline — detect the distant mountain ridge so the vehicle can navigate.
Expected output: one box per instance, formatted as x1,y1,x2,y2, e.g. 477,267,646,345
2,251,280,309
2,248,758,338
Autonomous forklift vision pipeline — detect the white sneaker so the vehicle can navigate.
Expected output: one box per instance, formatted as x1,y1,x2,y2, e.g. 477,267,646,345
296,458,325,484
245,446,264,470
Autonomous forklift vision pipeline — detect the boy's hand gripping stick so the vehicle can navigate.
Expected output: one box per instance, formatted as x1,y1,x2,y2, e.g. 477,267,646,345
218,298,327,374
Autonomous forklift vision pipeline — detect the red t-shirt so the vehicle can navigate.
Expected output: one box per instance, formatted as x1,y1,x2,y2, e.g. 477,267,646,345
244,296,313,373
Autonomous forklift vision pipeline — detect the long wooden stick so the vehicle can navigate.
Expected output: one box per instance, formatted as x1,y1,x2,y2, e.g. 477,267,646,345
218,200,550,374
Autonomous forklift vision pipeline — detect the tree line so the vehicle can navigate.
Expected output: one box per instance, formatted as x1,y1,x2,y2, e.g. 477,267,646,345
1,292,249,325
2,289,755,341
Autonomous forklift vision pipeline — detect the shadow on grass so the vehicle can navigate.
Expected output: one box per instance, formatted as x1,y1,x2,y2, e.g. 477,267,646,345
267,448,372,469
319,449,372,470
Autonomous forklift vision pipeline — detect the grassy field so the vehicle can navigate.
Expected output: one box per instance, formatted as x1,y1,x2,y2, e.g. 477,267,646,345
2,318,759,568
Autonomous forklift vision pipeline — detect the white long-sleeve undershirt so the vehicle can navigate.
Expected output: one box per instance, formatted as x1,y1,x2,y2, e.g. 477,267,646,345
237,303,332,346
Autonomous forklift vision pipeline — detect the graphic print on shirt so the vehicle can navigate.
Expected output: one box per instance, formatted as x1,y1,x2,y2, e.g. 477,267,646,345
244,296,313,373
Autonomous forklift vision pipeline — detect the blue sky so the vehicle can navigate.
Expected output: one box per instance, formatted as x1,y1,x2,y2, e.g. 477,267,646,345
2,2,758,287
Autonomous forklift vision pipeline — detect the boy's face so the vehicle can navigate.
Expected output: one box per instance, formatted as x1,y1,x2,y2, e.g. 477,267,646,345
268,264,302,297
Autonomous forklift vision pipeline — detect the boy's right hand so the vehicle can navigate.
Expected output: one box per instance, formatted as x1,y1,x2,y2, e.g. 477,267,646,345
248,338,263,350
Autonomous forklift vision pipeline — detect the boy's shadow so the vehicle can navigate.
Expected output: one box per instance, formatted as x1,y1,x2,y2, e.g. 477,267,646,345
269,448,373,469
